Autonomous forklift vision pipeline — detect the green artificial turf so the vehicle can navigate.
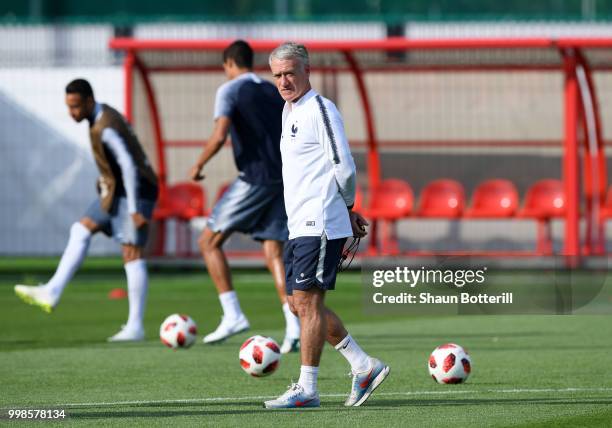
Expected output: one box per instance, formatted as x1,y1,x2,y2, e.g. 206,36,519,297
1,258,611,427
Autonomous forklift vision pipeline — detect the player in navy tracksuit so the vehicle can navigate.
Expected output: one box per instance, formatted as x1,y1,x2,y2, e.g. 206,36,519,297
189,40,300,352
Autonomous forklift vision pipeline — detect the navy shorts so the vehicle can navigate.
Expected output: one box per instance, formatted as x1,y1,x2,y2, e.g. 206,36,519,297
284,235,348,296
84,196,156,247
207,178,288,242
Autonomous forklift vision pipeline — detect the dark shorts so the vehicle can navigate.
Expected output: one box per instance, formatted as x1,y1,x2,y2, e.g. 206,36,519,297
284,235,348,296
84,196,156,247
207,178,288,242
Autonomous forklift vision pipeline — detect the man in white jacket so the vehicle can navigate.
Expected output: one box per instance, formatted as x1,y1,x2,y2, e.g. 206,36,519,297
265,42,390,409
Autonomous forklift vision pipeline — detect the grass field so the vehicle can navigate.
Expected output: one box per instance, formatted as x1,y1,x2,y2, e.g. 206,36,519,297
1,257,612,427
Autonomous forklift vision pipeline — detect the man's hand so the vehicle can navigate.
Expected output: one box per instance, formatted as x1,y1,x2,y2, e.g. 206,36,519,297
190,117,230,182
131,212,148,229
189,164,206,181
349,211,369,238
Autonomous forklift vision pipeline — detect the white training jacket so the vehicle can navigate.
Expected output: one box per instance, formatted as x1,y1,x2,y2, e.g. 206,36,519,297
280,89,356,240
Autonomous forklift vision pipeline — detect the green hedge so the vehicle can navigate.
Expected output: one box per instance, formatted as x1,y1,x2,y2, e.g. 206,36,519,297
0,0,608,24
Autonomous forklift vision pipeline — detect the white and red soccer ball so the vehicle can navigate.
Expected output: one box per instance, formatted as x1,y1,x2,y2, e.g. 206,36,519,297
239,335,281,377
428,343,472,384
159,314,198,349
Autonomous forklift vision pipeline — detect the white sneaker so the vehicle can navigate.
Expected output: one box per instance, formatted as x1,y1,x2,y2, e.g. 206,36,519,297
280,336,300,354
264,383,320,409
107,325,145,342
14,284,58,313
203,315,250,344
344,357,390,407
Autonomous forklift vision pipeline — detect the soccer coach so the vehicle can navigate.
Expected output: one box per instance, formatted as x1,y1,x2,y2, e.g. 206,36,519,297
265,42,390,409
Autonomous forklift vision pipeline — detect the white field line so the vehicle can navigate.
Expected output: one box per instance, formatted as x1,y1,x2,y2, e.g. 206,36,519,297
10,387,612,409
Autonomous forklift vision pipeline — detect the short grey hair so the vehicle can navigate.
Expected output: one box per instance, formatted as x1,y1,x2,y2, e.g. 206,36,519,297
269,42,310,70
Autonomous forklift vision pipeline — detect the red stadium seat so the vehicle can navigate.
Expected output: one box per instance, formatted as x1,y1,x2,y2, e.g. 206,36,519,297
361,179,414,255
518,179,565,219
417,179,465,218
152,190,173,221
153,182,206,256
170,182,206,256
166,182,206,220
464,179,519,218
366,179,414,220
517,179,565,255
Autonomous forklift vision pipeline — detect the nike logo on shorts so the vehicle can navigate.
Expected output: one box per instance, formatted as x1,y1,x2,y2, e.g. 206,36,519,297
295,277,311,284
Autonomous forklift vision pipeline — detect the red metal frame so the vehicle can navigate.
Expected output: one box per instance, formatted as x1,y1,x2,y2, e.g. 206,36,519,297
575,51,608,254
132,55,167,190
578,94,593,254
342,50,382,254
561,49,581,263
109,37,612,262
164,139,574,149
124,50,134,122
148,64,568,73
109,37,612,52
132,54,170,255
163,138,612,149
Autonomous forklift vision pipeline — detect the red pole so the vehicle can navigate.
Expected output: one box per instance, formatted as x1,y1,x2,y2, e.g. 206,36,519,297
124,50,134,122
342,50,381,254
577,101,592,255
562,49,581,264
578,54,608,254
133,57,167,189
133,56,168,256
342,51,381,190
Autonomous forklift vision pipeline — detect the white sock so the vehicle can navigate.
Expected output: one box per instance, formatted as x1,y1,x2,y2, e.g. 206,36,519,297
124,259,148,330
218,290,243,321
45,222,91,301
282,302,300,339
298,365,318,395
335,334,370,373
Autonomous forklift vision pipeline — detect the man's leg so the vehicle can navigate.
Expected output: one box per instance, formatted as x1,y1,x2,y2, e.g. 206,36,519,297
324,307,390,407
199,227,233,294
262,240,300,353
324,308,368,370
108,196,158,342
293,288,326,396
199,227,249,343
305,285,391,407
108,244,148,342
266,235,389,409
293,288,326,366
264,287,324,409
14,217,97,313
289,290,363,397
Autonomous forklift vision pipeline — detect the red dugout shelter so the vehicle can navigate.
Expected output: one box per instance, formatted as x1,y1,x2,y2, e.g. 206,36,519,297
109,37,612,264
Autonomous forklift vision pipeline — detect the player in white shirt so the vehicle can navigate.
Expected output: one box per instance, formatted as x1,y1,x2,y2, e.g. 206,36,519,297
264,42,390,409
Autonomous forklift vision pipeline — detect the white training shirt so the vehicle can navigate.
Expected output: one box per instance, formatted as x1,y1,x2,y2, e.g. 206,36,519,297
281,89,356,240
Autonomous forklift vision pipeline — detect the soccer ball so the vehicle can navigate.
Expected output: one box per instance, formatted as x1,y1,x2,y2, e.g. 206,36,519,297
239,335,281,377
428,343,472,384
159,314,197,349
